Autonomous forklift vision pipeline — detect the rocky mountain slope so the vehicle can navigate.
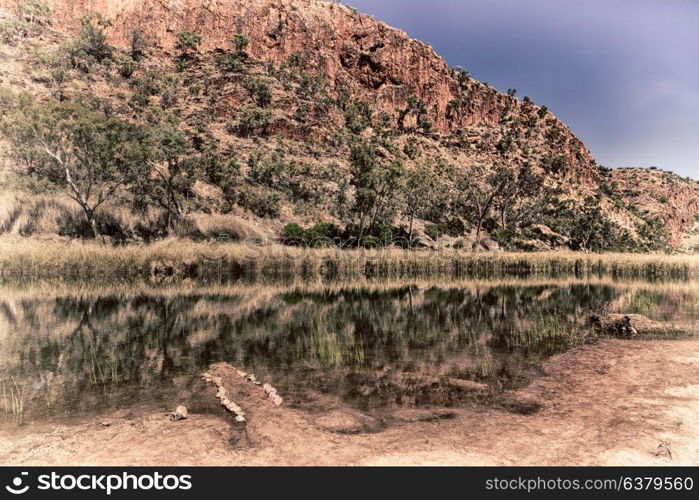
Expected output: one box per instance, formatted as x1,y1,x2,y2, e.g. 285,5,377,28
0,0,697,251
611,168,699,250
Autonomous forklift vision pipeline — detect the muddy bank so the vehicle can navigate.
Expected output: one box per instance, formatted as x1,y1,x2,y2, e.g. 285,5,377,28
0,337,697,466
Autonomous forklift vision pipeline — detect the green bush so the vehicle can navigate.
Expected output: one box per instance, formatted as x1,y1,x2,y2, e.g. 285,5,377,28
129,70,162,107
0,18,21,45
216,52,244,73
247,152,283,187
296,72,325,100
58,209,131,242
130,70,161,95
425,223,449,240
237,189,280,218
236,106,272,137
118,55,138,78
174,31,202,56
541,155,567,174
281,223,305,241
342,223,408,248
129,29,148,61
282,222,342,247
202,153,241,186
344,100,372,134
59,13,114,72
232,34,249,54
403,140,419,159
244,77,272,107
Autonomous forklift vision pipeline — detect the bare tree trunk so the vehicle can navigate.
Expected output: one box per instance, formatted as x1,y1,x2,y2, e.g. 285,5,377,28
80,205,98,239
357,212,366,248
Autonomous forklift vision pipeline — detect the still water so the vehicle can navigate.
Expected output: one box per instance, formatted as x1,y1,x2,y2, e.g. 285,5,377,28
1,279,697,431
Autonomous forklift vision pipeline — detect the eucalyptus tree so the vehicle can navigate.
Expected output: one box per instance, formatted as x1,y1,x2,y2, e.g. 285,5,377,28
1,98,147,238
138,121,202,231
403,163,437,248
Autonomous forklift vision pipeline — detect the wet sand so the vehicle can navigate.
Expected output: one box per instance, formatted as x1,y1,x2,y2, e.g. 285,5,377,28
0,338,696,466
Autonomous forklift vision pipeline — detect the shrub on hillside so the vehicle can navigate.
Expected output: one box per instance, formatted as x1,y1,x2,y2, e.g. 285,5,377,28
424,223,449,240
236,189,280,218
174,31,202,57
344,100,372,134
541,155,567,174
118,55,138,78
244,77,272,107
235,106,272,137
58,13,114,72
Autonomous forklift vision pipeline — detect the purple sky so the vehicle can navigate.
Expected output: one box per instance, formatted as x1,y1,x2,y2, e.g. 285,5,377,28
347,0,699,179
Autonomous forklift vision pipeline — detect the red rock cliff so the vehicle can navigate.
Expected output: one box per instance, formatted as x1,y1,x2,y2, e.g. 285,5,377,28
2,0,597,179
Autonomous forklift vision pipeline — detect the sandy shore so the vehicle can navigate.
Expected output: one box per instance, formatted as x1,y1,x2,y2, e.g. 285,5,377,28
1,337,697,466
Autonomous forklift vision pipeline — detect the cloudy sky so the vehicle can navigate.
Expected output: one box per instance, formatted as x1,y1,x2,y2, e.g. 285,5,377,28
348,0,699,179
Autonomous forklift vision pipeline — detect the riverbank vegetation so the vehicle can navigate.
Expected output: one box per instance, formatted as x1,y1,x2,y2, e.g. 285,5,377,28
1,239,698,281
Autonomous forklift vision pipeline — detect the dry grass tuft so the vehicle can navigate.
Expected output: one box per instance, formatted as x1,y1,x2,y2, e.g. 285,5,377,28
184,213,267,242
0,192,71,236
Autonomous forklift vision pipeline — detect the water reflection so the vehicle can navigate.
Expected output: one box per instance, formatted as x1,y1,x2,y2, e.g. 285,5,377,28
0,281,696,427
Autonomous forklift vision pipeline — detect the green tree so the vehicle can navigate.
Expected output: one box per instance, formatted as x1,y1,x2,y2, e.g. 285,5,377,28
458,164,516,241
1,100,145,238
492,163,543,230
201,151,241,207
139,121,200,231
450,66,470,86
349,142,378,243
404,163,437,248
62,13,114,71
215,34,249,73
77,13,113,62
568,196,613,251
349,142,403,244
129,29,148,61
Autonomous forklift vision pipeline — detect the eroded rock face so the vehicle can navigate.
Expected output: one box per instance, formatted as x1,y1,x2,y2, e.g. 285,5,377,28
8,0,598,180
611,168,699,248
